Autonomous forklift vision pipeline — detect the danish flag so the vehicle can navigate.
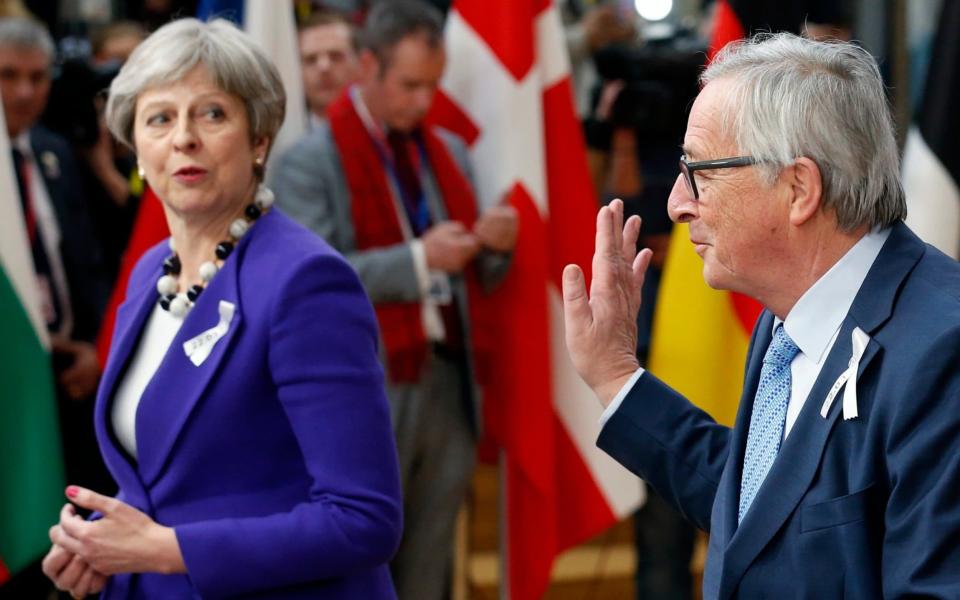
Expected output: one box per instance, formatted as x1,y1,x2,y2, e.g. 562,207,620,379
429,2,644,597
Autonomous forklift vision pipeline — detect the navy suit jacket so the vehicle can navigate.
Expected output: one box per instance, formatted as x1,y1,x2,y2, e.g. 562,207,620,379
599,222,960,598
94,209,402,599
30,126,109,341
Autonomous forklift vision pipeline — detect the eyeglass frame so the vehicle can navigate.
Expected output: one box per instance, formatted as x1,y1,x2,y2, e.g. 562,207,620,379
679,155,758,200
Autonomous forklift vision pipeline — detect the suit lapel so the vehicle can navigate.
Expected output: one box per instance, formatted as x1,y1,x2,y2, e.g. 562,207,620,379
94,261,161,504
716,222,925,599
702,313,771,598
28,131,63,214
718,318,861,598
133,232,245,487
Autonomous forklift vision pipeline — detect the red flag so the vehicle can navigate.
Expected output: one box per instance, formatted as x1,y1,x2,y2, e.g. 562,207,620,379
709,0,746,60
96,187,169,364
429,2,643,597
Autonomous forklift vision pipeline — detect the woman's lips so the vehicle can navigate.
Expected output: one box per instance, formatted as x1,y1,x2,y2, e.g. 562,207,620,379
173,166,208,184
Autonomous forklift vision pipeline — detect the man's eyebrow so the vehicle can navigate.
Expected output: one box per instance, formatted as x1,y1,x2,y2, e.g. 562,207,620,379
680,144,699,160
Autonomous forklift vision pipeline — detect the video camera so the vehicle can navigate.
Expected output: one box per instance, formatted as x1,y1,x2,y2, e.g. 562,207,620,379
591,33,705,145
42,58,121,148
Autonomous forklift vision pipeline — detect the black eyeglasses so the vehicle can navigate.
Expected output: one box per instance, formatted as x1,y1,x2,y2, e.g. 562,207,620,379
679,155,758,199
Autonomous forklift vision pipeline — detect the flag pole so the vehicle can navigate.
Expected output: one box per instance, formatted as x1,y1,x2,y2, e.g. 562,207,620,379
499,450,510,600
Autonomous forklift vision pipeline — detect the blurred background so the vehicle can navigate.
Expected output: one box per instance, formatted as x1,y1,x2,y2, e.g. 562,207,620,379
0,0,954,598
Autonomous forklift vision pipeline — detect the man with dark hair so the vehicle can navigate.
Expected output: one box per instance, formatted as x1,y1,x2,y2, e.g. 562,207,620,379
271,1,517,598
90,20,147,65
298,10,359,127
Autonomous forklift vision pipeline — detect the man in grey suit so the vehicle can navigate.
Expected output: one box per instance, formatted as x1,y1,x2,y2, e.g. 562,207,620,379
270,2,517,598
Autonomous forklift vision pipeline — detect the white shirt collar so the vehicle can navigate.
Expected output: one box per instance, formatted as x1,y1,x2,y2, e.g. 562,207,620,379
308,111,325,131
12,130,32,156
778,227,891,363
349,85,387,141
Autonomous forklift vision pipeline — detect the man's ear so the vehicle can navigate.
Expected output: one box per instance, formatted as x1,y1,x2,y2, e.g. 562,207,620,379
787,156,823,226
358,49,381,83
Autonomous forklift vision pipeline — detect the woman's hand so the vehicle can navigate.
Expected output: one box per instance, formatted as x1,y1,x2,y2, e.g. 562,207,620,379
50,486,187,576
43,504,108,598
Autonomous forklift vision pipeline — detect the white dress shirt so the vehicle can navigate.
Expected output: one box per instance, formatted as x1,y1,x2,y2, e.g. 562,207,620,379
112,304,184,459
601,228,891,437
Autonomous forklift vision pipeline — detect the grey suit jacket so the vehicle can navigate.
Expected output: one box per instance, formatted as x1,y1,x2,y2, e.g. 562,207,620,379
269,123,511,432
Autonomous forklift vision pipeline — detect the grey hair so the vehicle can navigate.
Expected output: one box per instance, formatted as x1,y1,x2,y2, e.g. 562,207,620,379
105,18,285,151
0,17,55,62
702,32,906,231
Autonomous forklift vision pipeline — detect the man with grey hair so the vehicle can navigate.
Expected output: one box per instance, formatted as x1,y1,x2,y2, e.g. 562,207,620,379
564,32,960,598
0,19,109,448
0,14,110,595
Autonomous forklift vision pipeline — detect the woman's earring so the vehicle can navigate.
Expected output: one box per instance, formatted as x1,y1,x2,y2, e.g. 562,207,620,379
137,163,145,179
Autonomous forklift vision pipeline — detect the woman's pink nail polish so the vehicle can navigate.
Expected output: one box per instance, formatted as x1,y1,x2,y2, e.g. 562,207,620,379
66,486,79,498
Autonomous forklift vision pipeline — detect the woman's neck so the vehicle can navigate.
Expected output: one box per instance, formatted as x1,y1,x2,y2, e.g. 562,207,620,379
164,181,257,286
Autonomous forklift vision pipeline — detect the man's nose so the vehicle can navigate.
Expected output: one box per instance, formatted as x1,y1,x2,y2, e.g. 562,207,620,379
13,78,35,100
667,174,698,224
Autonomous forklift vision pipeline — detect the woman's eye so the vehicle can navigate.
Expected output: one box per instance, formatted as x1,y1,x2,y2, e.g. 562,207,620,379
146,113,169,126
203,106,225,120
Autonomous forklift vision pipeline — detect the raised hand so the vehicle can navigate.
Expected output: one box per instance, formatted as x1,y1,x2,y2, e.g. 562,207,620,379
562,199,653,406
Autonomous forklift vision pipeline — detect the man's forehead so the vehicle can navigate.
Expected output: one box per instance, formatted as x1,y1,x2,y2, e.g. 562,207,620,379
0,45,51,71
682,81,736,158
300,23,353,48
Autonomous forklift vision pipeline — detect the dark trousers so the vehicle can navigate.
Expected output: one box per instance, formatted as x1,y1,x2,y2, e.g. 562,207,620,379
634,491,696,600
634,264,696,599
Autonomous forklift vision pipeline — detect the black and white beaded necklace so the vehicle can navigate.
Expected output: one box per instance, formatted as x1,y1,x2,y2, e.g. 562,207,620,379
156,185,274,317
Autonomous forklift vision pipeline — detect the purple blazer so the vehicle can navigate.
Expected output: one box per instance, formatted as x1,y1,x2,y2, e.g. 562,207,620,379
94,208,402,599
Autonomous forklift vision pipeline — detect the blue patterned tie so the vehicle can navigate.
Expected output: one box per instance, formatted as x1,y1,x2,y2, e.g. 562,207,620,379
738,324,800,523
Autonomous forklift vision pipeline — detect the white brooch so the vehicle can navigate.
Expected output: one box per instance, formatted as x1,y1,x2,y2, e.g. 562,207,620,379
182,301,235,367
820,327,870,420
39,151,60,179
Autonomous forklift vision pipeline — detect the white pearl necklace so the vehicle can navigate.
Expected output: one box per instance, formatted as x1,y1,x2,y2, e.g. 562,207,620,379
156,185,274,317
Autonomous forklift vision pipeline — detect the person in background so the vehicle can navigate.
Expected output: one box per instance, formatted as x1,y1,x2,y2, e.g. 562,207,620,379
271,2,517,597
299,10,359,129
42,18,401,599
0,15,111,487
563,0,635,117
82,20,148,282
90,20,146,65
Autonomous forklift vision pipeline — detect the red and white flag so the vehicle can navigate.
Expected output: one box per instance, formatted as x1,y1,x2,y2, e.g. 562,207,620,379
429,2,643,597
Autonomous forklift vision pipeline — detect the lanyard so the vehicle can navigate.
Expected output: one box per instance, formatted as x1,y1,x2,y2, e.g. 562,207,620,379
350,87,431,235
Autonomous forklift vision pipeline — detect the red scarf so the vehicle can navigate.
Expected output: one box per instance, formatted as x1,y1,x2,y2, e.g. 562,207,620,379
328,93,491,383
